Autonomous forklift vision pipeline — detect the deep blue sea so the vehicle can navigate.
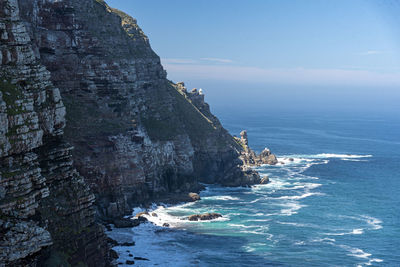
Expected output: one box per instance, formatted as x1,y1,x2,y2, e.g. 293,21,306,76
109,111,400,266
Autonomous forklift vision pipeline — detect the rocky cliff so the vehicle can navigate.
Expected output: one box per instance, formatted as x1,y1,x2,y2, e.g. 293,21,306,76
16,0,260,220
0,0,109,265
1,0,262,265
236,130,278,166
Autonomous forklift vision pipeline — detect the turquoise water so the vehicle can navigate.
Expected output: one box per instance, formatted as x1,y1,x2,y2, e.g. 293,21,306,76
111,111,400,266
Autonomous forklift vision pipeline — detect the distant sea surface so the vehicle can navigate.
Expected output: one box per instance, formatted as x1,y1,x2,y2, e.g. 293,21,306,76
108,110,400,266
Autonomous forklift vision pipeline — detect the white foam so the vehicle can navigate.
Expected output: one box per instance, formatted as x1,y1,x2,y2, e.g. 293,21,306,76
204,195,240,201
280,202,305,216
352,228,364,235
276,221,318,228
314,153,372,159
227,223,255,229
274,191,324,200
361,215,383,230
366,258,384,265
324,228,364,236
339,245,372,259
312,237,336,243
336,214,383,231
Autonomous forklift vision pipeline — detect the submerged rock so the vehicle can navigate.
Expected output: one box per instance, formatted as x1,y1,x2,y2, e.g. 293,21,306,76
134,257,150,261
119,241,135,247
188,213,222,221
113,218,140,228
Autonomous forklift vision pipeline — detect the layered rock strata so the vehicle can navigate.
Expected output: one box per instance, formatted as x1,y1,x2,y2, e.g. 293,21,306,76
0,0,109,265
17,0,261,220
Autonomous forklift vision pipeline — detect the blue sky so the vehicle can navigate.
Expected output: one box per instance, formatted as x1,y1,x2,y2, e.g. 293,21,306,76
106,0,400,113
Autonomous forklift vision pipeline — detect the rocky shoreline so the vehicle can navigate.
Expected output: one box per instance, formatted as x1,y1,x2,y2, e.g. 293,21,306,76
0,0,277,265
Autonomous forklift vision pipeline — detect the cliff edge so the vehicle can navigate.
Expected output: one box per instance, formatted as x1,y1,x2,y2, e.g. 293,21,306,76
1,0,267,265
17,0,260,219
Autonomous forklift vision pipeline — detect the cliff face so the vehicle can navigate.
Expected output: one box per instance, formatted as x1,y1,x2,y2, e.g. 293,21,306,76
1,0,261,264
0,0,109,265
17,0,260,219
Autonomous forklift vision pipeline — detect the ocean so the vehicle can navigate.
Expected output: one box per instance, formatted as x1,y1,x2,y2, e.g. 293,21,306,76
108,110,400,266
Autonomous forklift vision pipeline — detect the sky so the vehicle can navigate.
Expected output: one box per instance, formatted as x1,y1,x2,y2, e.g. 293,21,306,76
106,0,400,114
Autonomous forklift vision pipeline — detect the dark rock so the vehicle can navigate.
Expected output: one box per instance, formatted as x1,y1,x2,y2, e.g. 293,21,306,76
260,176,270,184
119,242,135,247
151,213,158,217
289,158,294,161
134,257,150,261
107,237,119,247
135,211,149,218
126,260,135,265
137,216,148,223
110,249,119,259
162,223,170,227
113,218,140,228
129,254,133,257
188,213,222,221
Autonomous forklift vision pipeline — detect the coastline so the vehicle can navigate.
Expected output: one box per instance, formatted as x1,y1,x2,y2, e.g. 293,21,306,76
105,151,385,266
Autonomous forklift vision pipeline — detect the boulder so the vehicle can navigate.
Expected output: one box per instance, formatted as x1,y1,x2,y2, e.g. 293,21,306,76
137,216,148,223
110,249,119,259
113,218,140,228
260,176,270,184
135,211,149,217
119,241,135,247
266,154,278,165
126,260,135,265
188,213,222,221
259,148,271,158
162,223,170,227
188,192,201,201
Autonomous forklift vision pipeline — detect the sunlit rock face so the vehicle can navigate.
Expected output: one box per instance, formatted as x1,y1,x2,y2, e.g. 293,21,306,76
17,0,260,219
0,0,109,265
1,0,261,263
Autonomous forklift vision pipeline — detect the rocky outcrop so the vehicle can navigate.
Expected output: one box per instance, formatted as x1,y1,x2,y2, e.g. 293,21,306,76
16,0,261,220
0,0,109,265
1,0,272,264
188,213,222,221
235,130,278,166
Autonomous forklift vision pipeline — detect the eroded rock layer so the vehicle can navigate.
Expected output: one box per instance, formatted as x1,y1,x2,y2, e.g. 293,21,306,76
17,0,260,219
0,0,109,265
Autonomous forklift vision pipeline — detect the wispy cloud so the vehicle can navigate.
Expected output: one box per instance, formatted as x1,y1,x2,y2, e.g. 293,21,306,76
163,63,400,87
161,58,197,64
359,50,386,55
200,57,234,63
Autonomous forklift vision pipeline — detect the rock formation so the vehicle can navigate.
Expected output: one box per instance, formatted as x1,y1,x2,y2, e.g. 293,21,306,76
0,0,271,264
0,0,109,265
188,213,222,221
235,130,278,166
16,0,260,219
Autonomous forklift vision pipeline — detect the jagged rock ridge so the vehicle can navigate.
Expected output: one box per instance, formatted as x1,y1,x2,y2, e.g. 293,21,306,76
236,130,278,166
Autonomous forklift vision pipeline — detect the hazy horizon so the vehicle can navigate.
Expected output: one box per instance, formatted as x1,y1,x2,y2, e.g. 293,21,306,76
106,0,400,115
